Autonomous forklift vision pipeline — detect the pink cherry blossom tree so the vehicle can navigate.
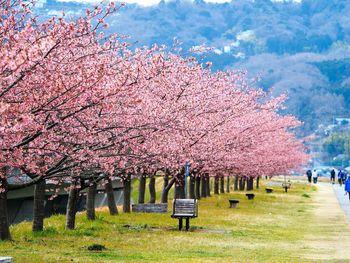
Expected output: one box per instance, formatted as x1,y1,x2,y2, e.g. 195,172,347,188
0,0,309,241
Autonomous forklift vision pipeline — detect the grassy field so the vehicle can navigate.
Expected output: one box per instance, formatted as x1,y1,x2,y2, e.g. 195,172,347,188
0,177,347,262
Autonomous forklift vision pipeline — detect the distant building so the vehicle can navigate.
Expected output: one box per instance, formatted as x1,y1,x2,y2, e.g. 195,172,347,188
318,117,350,136
335,118,350,125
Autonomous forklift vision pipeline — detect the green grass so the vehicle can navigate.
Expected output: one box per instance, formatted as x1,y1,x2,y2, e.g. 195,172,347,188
0,177,339,262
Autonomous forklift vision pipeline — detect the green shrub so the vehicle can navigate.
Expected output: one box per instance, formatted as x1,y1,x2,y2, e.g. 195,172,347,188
302,193,310,198
87,244,106,251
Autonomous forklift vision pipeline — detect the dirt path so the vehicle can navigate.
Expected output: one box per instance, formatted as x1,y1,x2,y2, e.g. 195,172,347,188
332,183,350,221
302,183,350,261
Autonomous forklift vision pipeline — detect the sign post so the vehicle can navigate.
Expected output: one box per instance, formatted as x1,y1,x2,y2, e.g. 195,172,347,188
184,161,190,199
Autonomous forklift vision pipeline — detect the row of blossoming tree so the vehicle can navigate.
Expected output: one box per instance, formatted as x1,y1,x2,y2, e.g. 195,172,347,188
0,0,308,240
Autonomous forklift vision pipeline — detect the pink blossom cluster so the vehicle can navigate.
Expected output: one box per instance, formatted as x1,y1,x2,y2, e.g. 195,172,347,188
0,1,308,190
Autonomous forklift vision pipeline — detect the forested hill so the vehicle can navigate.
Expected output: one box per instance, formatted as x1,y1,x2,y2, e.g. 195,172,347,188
37,0,350,134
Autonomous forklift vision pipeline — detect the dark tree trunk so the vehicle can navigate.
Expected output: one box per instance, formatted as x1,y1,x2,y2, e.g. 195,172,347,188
138,174,146,204
242,178,246,191
246,178,254,191
201,175,207,198
234,175,239,191
86,180,97,220
174,171,185,199
163,170,169,190
256,176,260,189
239,177,244,191
149,174,156,203
214,176,219,194
105,177,118,215
206,174,211,197
195,175,201,200
220,176,225,193
161,177,175,203
0,173,11,240
66,180,79,230
246,178,252,191
226,176,230,193
189,174,195,199
32,180,46,232
123,174,131,213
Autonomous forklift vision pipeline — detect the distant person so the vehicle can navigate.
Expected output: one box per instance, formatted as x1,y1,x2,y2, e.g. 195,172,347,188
330,169,336,184
338,170,344,186
306,169,312,183
312,169,318,184
342,170,347,184
345,177,350,202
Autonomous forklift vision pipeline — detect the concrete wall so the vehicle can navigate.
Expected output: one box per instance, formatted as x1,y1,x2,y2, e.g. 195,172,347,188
8,189,124,224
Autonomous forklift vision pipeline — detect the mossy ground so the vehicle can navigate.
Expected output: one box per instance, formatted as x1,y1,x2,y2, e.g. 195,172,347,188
0,176,348,262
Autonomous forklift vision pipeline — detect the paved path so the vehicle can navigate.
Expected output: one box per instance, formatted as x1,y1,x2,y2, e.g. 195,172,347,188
302,182,350,261
332,183,350,221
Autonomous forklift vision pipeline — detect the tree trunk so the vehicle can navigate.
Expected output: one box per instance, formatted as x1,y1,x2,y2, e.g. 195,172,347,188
0,172,11,240
246,178,254,191
163,170,169,191
105,177,118,215
239,177,244,191
256,176,260,189
242,178,246,191
123,174,131,213
138,174,146,204
201,175,207,198
206,174,211,197
32,179,46,232
195,175,201,200
246,178,252,191
214,176,219,194
86,180,97,220
234,175,239,191
189,174,195,199
161,177,175,203
226,176,230,193
174,172,185,199
220,176,225,193
66,180,79,230
149,174,156,203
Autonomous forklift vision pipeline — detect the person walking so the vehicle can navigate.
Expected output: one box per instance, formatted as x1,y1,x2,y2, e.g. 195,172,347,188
312,169,318,184
345,176,350,202
330,169,336,184
338,170,343,186
342,170,347,185
306,169,312,183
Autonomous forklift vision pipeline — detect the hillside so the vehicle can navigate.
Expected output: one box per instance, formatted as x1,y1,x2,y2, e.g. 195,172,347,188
35,0,350,133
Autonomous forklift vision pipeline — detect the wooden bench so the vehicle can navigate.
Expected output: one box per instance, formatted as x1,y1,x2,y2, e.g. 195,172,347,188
228,199,239,208
246,193,255,200
132,203,168,213
171,199,198,231
265,188,273,193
